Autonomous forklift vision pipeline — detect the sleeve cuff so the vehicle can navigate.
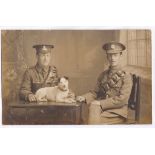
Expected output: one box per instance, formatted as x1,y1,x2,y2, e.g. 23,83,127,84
25,93,33,101
100,98,125,110
82,92,96,104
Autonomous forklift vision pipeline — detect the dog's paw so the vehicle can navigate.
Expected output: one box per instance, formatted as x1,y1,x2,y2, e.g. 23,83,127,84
65,98,76,103
37,98,48,102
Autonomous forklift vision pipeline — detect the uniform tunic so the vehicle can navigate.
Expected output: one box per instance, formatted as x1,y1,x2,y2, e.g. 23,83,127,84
19,64,59,101
83,65,133,120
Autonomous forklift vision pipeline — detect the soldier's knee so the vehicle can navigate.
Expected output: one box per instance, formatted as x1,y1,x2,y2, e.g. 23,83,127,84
89,103,101,115
89,102,101,108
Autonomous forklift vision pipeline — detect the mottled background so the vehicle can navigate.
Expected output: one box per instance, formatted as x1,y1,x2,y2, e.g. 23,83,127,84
1,30,152,124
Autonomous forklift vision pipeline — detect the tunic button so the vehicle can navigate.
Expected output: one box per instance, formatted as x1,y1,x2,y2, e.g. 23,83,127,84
106,94,109,98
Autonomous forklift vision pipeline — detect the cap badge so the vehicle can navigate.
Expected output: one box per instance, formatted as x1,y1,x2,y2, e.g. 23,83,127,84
111,44,115,49
42,45,47,51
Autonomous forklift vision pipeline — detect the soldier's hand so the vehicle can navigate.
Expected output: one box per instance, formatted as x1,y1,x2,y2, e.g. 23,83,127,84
76,96,86,102
28,94,37,102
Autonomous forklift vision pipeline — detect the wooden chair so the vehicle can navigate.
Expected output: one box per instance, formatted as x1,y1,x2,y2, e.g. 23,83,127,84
127,74,141,124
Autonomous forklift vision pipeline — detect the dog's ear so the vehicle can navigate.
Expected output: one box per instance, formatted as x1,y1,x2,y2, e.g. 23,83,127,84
63,76,69,81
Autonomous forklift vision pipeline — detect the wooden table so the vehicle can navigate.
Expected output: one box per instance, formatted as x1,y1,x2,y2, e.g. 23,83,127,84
8,101,88,125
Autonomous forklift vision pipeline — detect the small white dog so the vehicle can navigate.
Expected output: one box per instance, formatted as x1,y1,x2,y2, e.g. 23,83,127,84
35,76,76,103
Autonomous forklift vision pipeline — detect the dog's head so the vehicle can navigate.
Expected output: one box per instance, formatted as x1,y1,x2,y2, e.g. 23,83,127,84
58,76,69,91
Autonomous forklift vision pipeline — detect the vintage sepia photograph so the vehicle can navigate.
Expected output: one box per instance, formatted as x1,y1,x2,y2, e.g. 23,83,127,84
1,30,152,125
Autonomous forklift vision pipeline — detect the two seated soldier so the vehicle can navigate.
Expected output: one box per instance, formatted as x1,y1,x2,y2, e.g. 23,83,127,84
19,42,132,125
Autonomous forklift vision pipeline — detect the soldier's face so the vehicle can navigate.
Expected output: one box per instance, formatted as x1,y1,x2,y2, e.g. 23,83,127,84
37,52,51,67
107,53,122,67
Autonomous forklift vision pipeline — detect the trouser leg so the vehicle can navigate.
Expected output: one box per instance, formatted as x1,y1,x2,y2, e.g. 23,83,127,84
88,104,101,124
100,116,126,125
88,104,126,125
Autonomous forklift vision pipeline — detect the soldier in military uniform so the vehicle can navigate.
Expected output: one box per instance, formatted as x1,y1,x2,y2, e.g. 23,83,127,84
19,44,59,102
76,42,133,124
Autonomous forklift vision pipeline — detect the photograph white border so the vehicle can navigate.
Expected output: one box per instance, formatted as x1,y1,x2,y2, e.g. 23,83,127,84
0,0,155,155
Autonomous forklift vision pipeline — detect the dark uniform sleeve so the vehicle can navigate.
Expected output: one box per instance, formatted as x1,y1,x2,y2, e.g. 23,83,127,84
19,70,33,101
51,66,59,86
100,72,132,110
82,72,104,104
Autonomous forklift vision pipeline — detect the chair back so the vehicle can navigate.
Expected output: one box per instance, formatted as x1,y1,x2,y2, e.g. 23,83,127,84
128,74,141,122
